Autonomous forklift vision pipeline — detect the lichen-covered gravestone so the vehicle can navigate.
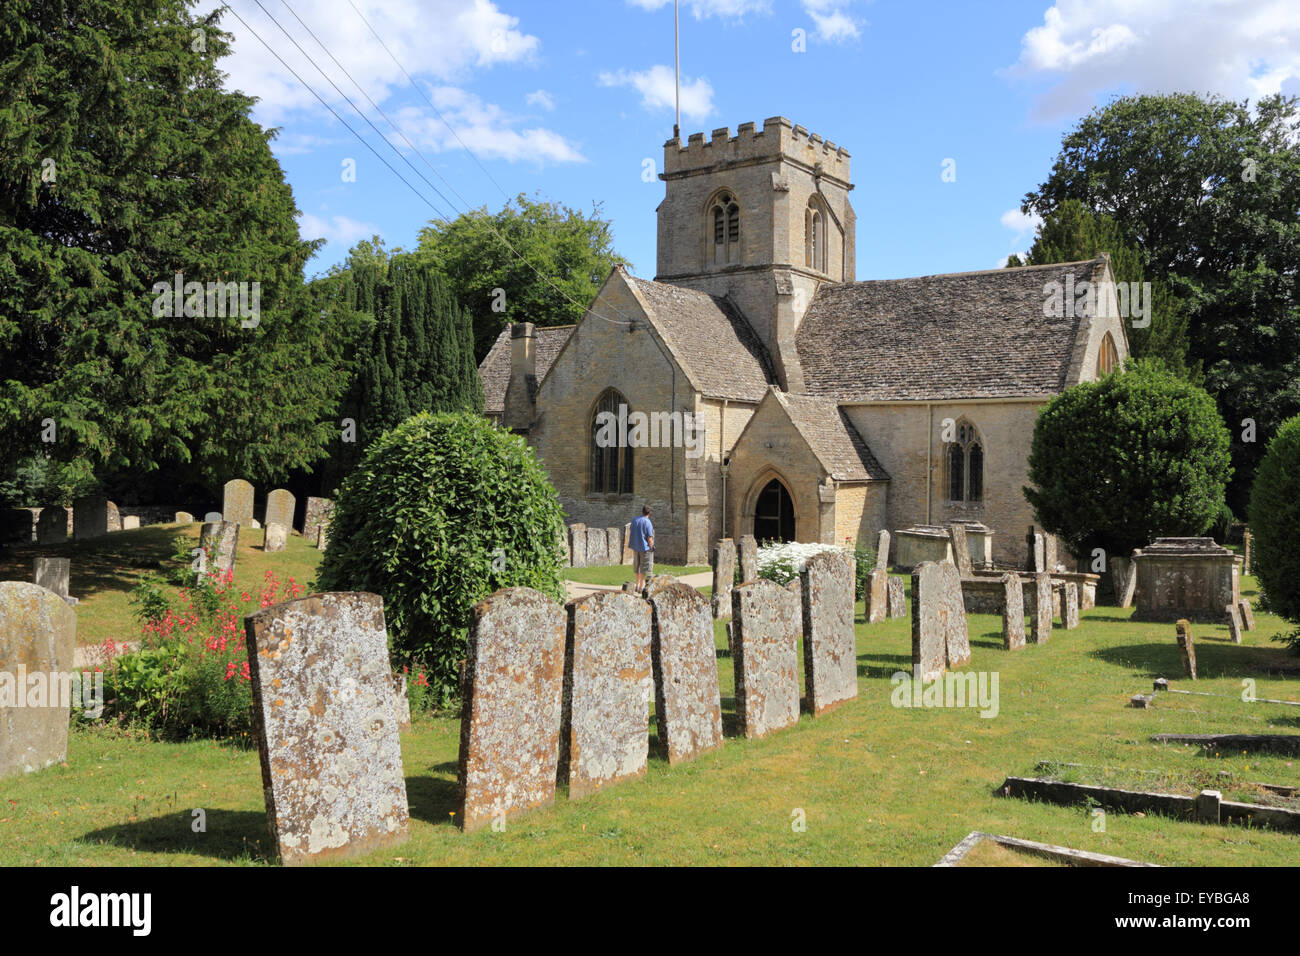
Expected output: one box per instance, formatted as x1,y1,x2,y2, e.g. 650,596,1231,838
1001,573,1026,650
1032,534,1045,573
739,534,759,583
457,588,566,832
605,527,622,566
33,558,70,599
36,508,67,545
711,538,736,620
1063,583,1079,629
948,523,973,577
887,575,906,618
911,562,947,681
72,495,107,541
302,497,335,544
866,567,889,623
264,489,296,535
800,550,858,716
560,591,652,798
316,523,330,551
875,529,891,570
568,524,587,568
1225,604,1243,645
1175,619,1197,680
1031,572,1053,644
938,561,971,666
731,579,801,739
622,523,634,565
245,592,409,865
222,479,254,526
174,511,194,524
1238,598,1255,631
264,522,288,553
647,581,723,763
199,520,239,574
584,527,609,567
1,582,77,779
106,501,121,532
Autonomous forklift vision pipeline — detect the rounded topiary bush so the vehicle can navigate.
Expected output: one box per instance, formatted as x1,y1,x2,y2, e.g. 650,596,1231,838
1248,414,1300,622
315,411,566,703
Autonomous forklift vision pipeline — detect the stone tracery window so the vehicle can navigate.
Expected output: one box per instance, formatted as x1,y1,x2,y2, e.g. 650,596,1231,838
589,388,634,495
946,420,983,503
708,191,740,266
805,201,825,272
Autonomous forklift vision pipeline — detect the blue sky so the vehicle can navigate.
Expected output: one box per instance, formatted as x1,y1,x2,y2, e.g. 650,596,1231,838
216,0,1300,281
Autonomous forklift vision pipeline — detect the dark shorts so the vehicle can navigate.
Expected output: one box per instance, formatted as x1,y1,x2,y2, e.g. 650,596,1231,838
634,550,654,575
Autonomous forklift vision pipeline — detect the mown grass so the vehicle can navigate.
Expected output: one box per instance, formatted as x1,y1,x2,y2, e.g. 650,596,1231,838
3,563,1298,866
561,563,709,585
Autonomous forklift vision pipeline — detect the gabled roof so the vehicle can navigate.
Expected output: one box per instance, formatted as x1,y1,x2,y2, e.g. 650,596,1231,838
768,388,890,481
624,274,776,402
478,325,574,415
796,257,1108,402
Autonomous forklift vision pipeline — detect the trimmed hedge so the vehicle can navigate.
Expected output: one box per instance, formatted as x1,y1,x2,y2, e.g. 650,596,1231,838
1248,415,1300,622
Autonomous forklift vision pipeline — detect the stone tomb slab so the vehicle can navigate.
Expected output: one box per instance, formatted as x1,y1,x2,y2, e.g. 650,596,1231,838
647,581,724,763
887,575,907,618
800,550,858,715
1001,572,1026,650
711,538,736,620
1,582,78,778
264,489,296,535
560,591,652,798
457,588,566,831
738,534,759,583
731,579,801,739
245,592,408,865
222,479,254,526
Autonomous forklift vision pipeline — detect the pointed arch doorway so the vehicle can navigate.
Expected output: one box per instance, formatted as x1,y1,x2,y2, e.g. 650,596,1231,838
753,478,796,543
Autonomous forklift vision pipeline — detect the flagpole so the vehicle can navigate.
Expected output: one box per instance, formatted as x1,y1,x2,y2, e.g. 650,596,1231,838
674,0,681,140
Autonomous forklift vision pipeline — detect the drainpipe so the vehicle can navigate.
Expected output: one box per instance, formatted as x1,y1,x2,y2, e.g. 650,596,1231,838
720,399,729,538
925,402,933,524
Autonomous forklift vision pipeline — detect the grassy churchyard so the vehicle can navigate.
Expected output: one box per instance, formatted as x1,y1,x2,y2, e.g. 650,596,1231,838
2,528,1297,866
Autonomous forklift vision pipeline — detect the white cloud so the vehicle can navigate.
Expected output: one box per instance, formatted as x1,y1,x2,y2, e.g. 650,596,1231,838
628,0,861,39
627,0,772,18
298,212,382,249
1007,0,1300,119
525,89,555,110
1001,208,1044,240
802,0,862,41
599,65,715,122
392,87,585,164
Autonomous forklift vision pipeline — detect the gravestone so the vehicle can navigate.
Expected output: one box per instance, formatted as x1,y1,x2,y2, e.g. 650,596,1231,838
568,524,587,569
1243,529,1252,576
1032,534,1046,573
199,521,239,574
605,527,622,567
36,508,67,545
222,479,255,526
1032,572,1053,644
264,489,296,536
392,673,412,734
1238,598,1255,631
937,561,971,667
560,527,571,567
251,519,262,529
785,576,801,605
1025,526,1037,572
800,550,858,716
584,527,609,567
865,567,889,623
1044,534,1059,573
1225,604,1243,645
457,588,566,832
0,582,78,778
711,538,736,620
622,523,634,564
647,581,723,763
316,523,330,551
1112,555,1138,608
121,515,140,530
72,495,107,541
264,522,287,553
887,575,906,618
1001,572,1026,650
203,511,222,523
245,592,409,865
174,511,194,524
302,497,335,543
948,523,973,577
1175,619,1197,680
731,579,801,739
1063,583,1079,629
32,558,70,599
875,529,891,570
738,534,759,583
105,501,121,532
910,561,947,681
560,591,652,798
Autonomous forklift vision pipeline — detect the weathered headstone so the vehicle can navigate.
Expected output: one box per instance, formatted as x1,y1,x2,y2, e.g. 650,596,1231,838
203,511,222,523
886,575,906,618
1001,573,1026,650
937,561,971,666
560,591,652,798
222,479,254,526
105,501,121,532
174,511,195,524
1175,619,1197,680
875,529,891,571
1225,603,1243,645
1032,572,1053,644
584,526,609,567
457,588,566,832
121,515,140,530
36,508,67,545
392,673,412,734
622,523,634,564
605,527,622,567
647,581,723,763
1,582,77,779
264,522,287,553
568,523,587,569
865,567,889,623
72,495,107,541
738,534,758,583
949,523,973,577
1032,534,1046,573
1044,534,1059,574
316,522,330,551
245,592,409,865
251,519,262,529
785,576,801,605
1025,526,1037,572
32,558,70,599
199,520,239,574
800,550,858,716
1063,582,1079,629
302,497,335,543
1243,529,1252,576
731,579,800,739
1112,554,1137,608
1238,598,1255,631
711,538,736,620
264,489,296,536
911,562,947,681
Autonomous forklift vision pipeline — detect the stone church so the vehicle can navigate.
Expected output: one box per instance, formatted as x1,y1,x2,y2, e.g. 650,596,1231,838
478,116,1128,567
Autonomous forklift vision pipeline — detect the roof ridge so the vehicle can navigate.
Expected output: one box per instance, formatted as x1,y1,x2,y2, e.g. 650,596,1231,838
833,256,1105,287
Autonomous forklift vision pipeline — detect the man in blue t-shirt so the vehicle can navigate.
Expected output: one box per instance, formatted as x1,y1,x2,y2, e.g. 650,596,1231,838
629,505,655,591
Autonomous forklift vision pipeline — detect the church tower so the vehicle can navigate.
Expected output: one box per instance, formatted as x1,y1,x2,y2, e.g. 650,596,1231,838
655,116,855,392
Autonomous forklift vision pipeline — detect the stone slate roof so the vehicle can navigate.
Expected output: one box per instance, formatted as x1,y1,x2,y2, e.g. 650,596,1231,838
797,258,1104,402
626,275,776,402
773,390,889,481
478,325,574,415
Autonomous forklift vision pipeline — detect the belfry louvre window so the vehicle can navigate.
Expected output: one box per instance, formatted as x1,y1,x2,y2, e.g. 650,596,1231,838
709,192,740,266
946,420,984,503
589,389,634,495
805,204,824,272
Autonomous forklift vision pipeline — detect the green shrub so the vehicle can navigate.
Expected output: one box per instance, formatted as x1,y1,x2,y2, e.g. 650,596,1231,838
1210,502,1235,544
854,546,877,600
1248,415,1300,622
314,411,565,705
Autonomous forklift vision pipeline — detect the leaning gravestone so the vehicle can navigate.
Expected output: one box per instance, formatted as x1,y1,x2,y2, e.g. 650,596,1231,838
911,561,948,681
584,526,609,567
738,534,759,583
800,550,858,716
865,567,889,623
568,524,587,569
1176,619,1198,680
1063,583,1080,629
875,529,891,570
105,501,121,532
199,520,239,574
1225,604,1243,645
887,575,906,618
711,538,736,620
1001,573,1026,650
245,592,409,865
731,579,800,739
1,582,77,778
457,588,566,832
1238,598,1255,631
264,489,296,536
264,522,287,553
33,558,70,599
937,561,971,667
72,495,107,541
302,497,335,544
948,523,973,577
1032,572,1053,644
646,581,723,763
316,523,330,551
36,508,67,545
560,591,652,798
222,479,254,527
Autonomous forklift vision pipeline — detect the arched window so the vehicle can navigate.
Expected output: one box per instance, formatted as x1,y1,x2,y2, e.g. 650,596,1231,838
805,202,825,272
946,420,984,503
589,389,634,495
708,191,740,266
1096,332,1118,376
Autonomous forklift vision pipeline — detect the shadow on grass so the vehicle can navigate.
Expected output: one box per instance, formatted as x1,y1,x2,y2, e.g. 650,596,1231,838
0,525,189,601
80,809,271,862
405,774,461,826
857,652,909,681
1091,641,1294,679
